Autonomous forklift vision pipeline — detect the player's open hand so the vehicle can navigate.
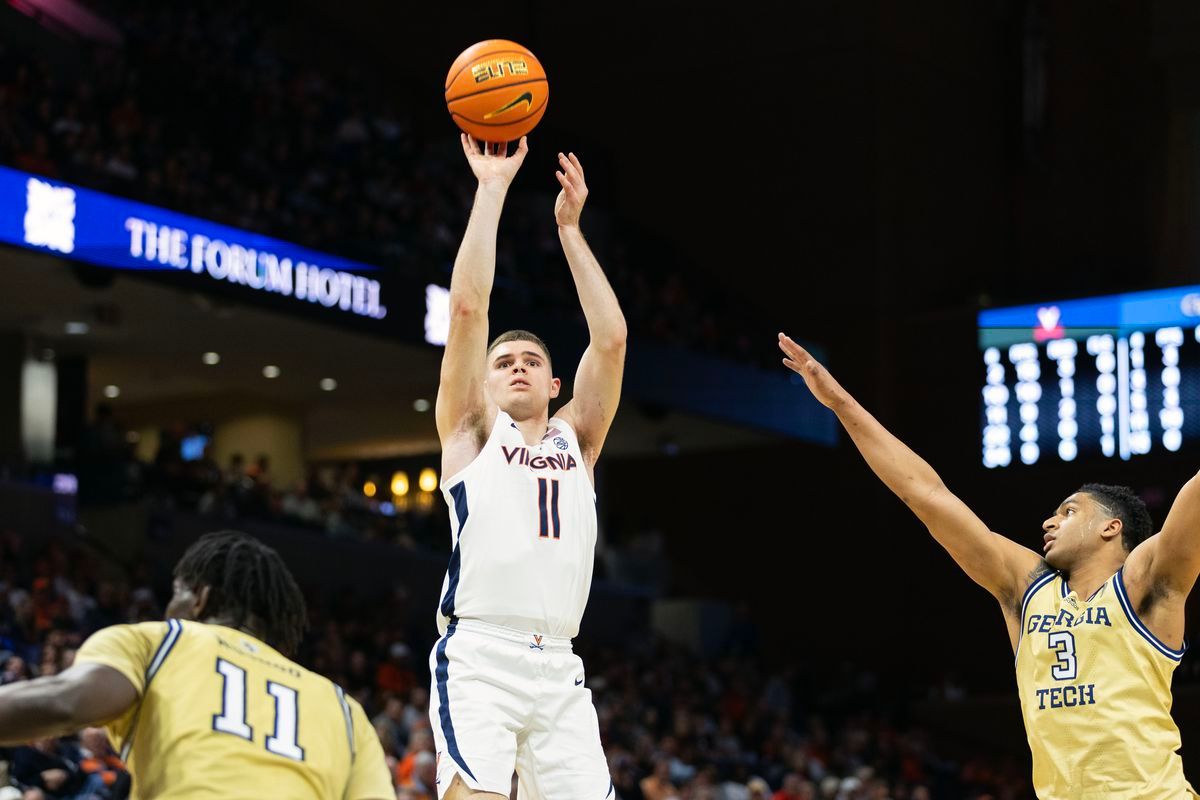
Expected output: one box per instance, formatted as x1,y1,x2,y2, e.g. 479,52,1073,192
462,134,528,188
554,151,588,228
779,333,849,409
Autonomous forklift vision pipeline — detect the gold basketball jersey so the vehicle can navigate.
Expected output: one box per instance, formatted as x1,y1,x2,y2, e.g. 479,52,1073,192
1015,568,1196,799
75,620,393,799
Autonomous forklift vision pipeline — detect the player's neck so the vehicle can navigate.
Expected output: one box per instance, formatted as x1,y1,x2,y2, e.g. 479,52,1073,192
507,411,551,445
201,615,267,644
1063,554,1123,599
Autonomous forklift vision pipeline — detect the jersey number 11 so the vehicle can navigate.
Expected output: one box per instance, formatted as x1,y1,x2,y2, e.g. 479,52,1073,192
213,658,306,761
538,477,561,539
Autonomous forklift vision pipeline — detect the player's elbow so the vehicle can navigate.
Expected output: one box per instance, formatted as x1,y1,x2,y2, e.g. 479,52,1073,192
595,321,628,353
449,296,487,321
906,481,950,518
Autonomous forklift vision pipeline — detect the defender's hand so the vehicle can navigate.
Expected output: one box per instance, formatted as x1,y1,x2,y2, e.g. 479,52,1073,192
554,151,588,228
462,134,528,188
779,333,849,409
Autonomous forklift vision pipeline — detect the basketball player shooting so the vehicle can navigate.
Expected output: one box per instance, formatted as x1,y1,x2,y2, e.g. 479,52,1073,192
429,134,626,799
779,332,1200,797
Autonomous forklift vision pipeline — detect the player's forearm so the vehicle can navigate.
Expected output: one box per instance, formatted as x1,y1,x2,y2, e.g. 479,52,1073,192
450,184,508,313
0,675,82,744
559,225,627,350
832,394,947,516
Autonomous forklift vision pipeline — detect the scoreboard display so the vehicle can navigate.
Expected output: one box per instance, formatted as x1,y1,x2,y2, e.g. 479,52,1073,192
978,285,1200,468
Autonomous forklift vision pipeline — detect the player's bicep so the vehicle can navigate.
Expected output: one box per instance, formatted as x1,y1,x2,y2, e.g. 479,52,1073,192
58,663,139,727
561,341,625,460
436,305,489,440
919,486,1044,600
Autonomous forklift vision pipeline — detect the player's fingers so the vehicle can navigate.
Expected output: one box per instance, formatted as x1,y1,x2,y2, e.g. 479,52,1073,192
463,133,477,156
782,358,803,374
555,171,574,193
568,152,584,178
778,332,810,361
517,135,529,153
559,152,580,184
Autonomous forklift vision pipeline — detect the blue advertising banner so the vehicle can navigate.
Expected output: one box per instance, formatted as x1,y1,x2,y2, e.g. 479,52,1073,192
0,165,388,320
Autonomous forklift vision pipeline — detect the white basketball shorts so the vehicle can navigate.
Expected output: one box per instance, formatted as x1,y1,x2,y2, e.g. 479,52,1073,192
428,617,613,799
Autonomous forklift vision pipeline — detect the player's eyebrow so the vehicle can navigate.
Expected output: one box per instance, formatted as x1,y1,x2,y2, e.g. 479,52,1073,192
493,351,542,366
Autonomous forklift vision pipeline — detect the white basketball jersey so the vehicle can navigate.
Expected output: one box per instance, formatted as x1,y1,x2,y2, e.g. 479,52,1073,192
436,410,598,638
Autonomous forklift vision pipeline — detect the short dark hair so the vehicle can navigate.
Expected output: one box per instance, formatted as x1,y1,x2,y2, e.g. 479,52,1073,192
487,330,551,366
1078,483,1154,552
174,530,307,656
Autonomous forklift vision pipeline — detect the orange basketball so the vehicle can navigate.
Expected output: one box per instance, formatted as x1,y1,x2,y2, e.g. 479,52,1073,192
445,40,548,143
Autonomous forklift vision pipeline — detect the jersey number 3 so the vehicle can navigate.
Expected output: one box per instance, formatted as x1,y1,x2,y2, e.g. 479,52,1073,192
1047,631,1078,680
213,658,305,761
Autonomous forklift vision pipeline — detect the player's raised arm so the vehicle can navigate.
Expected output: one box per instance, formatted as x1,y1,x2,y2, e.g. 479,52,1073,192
0,662,138,744
436,134,529,450
1134,472,1200,593
779,333,1043,604
552,152,627,463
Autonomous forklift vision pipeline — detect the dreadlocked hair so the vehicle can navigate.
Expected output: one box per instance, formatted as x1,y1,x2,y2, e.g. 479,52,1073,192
1077,483,1154,552
174,530,307,656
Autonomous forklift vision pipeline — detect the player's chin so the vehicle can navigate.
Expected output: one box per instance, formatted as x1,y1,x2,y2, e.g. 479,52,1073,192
1043,548,1066,570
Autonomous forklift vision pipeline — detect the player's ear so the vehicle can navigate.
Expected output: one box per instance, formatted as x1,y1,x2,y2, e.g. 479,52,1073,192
1102,516,1123,544
193,584,212,619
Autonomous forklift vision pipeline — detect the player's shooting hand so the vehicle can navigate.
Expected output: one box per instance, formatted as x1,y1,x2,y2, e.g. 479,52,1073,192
554,151,588,228
779,333,849,409
462,134,528,189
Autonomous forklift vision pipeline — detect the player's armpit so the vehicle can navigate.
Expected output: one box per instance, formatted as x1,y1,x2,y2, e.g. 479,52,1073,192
436,304,490,445
557,341,625,463
918,484,1046,605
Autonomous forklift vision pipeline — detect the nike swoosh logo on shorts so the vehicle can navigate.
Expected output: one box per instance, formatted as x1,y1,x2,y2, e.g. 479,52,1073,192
574,676,584,685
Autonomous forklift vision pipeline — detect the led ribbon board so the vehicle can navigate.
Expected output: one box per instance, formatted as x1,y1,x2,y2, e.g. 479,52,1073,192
0,165,387,319
978,285,1200,467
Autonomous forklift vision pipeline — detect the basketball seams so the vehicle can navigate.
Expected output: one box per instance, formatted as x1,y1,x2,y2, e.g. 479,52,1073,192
444,48,538,94
445,78,548,108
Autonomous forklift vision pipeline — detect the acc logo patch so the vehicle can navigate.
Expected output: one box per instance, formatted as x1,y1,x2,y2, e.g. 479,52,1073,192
554,437,569,451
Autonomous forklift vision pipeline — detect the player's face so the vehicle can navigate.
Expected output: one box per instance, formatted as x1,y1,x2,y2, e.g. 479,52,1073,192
164,578,207,621
486,341,560,419
1041,492,1113,569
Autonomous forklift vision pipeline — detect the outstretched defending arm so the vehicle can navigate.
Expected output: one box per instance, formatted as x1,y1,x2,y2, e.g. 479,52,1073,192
436,135,529,454
779,333,1043,605
553,152,627,464
1135,472,1200,593
0,663,137,745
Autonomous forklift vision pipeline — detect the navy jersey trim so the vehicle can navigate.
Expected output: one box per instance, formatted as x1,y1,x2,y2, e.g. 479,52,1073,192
1114,568,1187,661
334,684,356,763
120,618,184,761
1015,570,1059,664
434,619,477,782
440,482,469,619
